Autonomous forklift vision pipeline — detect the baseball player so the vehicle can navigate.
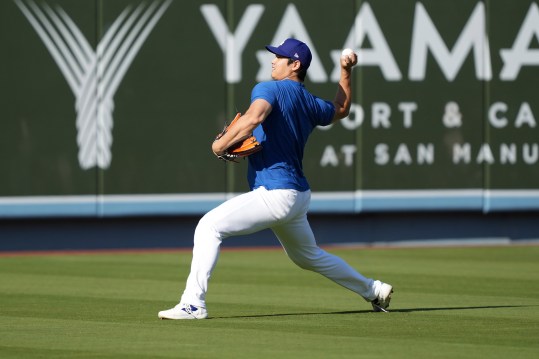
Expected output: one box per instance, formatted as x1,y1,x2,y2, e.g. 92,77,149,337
158,38,393,320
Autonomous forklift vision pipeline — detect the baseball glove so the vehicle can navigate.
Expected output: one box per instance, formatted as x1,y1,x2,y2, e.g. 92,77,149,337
214,113,262,162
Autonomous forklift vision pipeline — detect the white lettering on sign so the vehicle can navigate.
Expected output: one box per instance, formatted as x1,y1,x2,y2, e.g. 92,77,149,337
200,4,264,84
330,2,401,81
372,103,392,128
409,2,491,81
320,145,357,167
488,102,537,128
202,2,539,83
198,2,539,170
399,102,418,128
341,104,364,130
320,102,418,131
500,3,539,80
443,102,463,128
375,143,435,166
453,143,539,164
17,0,172,170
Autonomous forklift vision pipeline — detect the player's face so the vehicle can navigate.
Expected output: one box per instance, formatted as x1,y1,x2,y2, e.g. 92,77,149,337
271,55,298,80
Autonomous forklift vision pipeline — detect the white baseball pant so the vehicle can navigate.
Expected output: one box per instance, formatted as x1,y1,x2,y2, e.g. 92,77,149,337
180,186,375,308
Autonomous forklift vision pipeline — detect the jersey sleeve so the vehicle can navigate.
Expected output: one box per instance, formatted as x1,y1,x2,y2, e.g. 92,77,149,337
251,82,277,106
314,97,336,127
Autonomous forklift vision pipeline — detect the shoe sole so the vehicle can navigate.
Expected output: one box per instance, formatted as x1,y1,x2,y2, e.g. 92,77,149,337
158,313,208,320
159,316,206,320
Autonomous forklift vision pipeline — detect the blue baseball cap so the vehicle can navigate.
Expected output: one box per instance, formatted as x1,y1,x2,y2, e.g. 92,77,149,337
265,38,312,70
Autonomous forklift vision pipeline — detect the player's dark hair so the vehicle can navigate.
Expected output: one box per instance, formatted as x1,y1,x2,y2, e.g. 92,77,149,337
288,58,307,81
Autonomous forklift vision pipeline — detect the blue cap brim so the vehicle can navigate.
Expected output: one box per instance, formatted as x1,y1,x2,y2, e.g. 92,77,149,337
265,45,290,58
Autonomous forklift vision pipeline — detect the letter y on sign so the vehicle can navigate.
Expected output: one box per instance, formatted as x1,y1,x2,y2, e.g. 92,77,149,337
15,0,172,169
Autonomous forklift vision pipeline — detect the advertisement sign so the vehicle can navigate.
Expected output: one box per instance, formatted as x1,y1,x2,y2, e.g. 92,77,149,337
0,0,538,217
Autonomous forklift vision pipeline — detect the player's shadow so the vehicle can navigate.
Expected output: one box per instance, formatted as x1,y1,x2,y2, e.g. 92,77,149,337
212,305,530,319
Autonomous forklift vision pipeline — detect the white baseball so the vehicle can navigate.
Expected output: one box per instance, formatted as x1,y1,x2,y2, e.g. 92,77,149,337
341,48,354,57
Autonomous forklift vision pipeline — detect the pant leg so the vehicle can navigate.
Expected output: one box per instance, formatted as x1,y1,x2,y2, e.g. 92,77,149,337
271,191,375,300
180,187,285,307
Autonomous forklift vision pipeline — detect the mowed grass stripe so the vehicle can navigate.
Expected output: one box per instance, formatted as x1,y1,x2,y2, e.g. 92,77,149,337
0,246,538,358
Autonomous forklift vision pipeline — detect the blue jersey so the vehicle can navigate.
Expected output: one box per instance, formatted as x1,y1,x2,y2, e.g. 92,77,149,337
247,80,335,191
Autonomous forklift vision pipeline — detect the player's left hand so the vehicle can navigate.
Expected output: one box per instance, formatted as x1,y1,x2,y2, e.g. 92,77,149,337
213,113,262,162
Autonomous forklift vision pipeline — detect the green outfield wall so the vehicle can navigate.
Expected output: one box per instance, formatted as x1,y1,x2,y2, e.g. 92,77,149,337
1,0,538,217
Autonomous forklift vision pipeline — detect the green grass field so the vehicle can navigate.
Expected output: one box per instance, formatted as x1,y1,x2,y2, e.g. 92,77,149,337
1,245,538,358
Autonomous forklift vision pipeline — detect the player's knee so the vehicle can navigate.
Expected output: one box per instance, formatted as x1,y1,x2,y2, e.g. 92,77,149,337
291,257,311,270
289,253,319,271
289,247,332,271
195,216,223,242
